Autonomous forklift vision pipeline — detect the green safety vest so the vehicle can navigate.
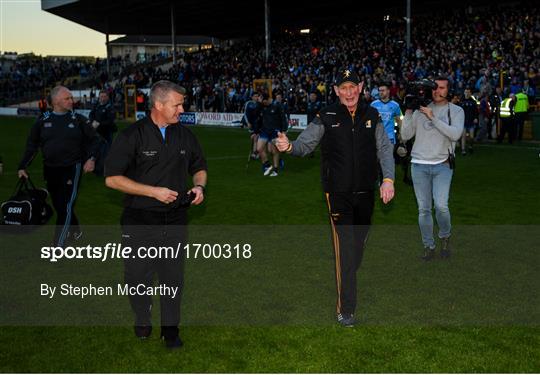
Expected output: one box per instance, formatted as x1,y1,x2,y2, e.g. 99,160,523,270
500,98,513,118
514,92,529,113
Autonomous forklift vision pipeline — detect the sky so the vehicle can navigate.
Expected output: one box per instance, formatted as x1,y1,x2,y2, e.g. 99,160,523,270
0,0,122,57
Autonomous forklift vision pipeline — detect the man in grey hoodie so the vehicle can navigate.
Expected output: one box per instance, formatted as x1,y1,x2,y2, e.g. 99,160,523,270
401,76,464,260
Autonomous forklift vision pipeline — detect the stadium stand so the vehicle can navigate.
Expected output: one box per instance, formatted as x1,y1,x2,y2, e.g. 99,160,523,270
2,5,538,114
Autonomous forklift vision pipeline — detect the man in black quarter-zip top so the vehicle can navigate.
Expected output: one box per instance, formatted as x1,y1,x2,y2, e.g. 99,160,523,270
105,80,208,349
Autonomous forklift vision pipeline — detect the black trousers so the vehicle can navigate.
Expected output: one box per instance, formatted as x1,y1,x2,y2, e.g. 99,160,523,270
94,132,112,177
43,163,82,246
121,207,187,339
325,191,374,315
515,113,526,141
498,117,516,144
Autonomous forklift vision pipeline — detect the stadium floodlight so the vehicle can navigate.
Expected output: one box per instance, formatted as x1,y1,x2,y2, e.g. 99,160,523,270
300,29,310,34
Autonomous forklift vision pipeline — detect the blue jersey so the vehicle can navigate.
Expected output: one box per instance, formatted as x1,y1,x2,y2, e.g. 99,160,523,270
370,99,402,144
243,100,261,127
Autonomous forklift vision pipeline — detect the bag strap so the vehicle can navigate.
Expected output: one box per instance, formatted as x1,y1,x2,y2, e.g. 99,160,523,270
25,176,37,190
447,104,456,155
13,176,37,196
12,178,26,196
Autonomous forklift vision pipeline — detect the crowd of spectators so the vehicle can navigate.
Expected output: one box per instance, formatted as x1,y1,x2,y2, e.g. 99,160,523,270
2,4,539,114
111,5,538,114
0,55,141,106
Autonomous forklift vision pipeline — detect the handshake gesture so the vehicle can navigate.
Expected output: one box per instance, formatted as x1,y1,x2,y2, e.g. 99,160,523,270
274,132,291,153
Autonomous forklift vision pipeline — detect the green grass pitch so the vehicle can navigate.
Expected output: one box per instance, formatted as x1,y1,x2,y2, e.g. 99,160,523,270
0,116,539,372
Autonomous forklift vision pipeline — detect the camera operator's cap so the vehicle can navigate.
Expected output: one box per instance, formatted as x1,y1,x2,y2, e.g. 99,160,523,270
335,69,361,86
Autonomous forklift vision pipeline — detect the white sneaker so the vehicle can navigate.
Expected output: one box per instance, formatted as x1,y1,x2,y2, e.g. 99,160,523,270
269,169,278,177
263,165,273,176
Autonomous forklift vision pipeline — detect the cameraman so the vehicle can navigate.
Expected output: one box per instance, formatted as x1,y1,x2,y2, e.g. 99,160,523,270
400,76,464,260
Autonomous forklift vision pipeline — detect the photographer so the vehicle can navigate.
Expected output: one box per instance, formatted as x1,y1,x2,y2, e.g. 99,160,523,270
400,76,464,260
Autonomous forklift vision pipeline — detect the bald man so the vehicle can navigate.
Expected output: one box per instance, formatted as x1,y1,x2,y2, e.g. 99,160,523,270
18,85,100,246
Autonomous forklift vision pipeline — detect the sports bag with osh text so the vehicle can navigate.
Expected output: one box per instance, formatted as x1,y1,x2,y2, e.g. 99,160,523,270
1,177,53,225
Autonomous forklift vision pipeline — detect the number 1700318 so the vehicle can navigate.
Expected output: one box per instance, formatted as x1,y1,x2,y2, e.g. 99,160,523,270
184,243,252,259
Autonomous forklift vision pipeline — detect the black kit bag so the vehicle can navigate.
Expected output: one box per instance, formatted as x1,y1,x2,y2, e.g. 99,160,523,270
1,177,53,226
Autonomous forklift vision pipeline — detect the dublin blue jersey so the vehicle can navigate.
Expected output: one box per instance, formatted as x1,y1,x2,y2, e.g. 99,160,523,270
370,99,402,144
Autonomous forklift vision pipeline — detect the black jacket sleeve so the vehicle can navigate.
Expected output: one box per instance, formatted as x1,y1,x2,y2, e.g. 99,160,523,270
103,106,116,128
77,114,102,160
89,105,97,122
18,117,42,170
188,132,208,176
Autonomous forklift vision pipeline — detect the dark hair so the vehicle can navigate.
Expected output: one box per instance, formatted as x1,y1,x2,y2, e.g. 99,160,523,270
378,82,391,89
434,75,450,83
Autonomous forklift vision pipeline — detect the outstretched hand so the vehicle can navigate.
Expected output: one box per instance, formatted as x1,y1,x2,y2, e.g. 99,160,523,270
275,131,291,152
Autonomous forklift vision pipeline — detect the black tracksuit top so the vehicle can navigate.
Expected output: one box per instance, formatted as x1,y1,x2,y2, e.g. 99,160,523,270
18,111,100,169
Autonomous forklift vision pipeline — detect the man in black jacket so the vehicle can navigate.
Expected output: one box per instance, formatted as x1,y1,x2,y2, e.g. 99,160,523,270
459,88,478,155
276,70,395,327
18,85,100,246
89,90,116,175
105,80,207,349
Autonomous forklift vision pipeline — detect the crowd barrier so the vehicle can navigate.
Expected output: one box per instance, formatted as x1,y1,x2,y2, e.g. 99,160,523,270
1,107,308,130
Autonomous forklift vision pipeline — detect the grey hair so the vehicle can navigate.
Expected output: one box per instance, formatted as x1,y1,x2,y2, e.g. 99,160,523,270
149,80,186,109
49,85,69,101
